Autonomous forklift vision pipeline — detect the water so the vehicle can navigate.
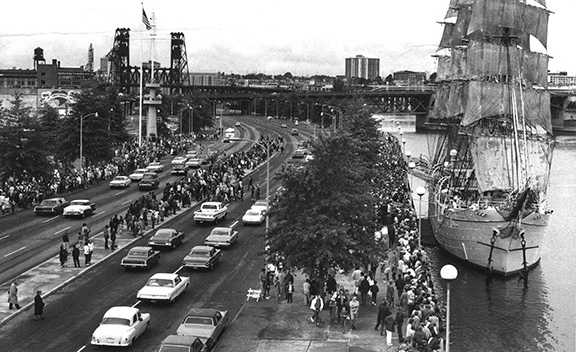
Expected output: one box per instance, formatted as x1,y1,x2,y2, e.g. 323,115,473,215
400,129,576,352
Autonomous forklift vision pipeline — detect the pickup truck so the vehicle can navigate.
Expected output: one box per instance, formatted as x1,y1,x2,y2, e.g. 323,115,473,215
182,245,222,270
193,202,228,224
176,308,228,351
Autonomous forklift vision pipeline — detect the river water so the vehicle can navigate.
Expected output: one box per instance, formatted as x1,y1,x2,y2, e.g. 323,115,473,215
396,124,576,352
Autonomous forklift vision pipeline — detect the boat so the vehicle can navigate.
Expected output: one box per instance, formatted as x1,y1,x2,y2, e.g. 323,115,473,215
425,0,555,276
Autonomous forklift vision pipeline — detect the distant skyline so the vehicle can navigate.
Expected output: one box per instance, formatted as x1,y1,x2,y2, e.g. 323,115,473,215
0,0,574,77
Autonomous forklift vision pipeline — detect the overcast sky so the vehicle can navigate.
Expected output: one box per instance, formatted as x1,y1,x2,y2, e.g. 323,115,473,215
0,0,573,77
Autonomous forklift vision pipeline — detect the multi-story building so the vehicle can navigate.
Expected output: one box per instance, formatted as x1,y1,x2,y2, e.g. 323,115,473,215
548,72,576,87
393,70,426,85
345,55,380,80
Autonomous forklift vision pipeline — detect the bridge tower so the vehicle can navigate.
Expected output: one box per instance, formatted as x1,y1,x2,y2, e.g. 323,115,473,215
170,32,190,94
107,28,131,87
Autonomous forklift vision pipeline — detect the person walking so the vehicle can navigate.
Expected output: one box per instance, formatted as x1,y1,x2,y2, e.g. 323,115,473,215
83,241,90,266
61,230,69,251
302,278,311,306
310,294,324,326
396,309,406,343
258,269,267,300
81,223,91,243
87,239,94,264
370,279,380,306
386,280,396,307
72,244,81,268
384,312,396,346
8,281,21,309
374,299,391,334
110,228,117,250
349,294,360,330
103,225,110,249
359,275,370,306
33,290,45,321
59,244,68,267
286,282,294,303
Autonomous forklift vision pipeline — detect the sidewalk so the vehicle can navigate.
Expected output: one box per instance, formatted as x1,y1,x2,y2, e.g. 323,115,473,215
217,270,411,352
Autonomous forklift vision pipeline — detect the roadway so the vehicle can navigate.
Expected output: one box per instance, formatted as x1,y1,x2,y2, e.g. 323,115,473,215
0,115,314,352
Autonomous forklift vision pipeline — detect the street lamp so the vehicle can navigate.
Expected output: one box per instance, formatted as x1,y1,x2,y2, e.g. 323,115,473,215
408,161,416,192
415,186,426,250
402,138,407,154
440,264,458,352
79,112,98,172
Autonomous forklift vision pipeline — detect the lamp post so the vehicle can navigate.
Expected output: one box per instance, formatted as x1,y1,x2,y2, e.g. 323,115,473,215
408,160,416,192
189,105,201,137
440,264,459,352
79,112,98,172
416,186,426,250
402,138,407,155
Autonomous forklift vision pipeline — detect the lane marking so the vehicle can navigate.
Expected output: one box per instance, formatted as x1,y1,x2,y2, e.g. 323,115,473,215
54,226,70,235
114,190,126,196
122,200,132,205
174,265,185,274
5,246,26,257
0,235,9,241
76,345,86,352
132,300,141,308
42,215,59,223
231,220,239,228
93,211,104,217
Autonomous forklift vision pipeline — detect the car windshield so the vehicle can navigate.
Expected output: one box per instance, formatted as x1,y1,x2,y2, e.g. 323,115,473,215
203,205,217,210
154,230,173,239
128,249,149,257
254,201,267,207
101,317,130,326
70,201,88,206
211,229,229,236
113,177,125,181
183,316,213,325
41,200,58,206
190,250,209,257
147,278,174,287
246,210,261,216
135,169,147,173
142,174,156,180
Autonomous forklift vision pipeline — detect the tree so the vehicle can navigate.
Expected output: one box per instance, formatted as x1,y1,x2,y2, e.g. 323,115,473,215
0,93,53,183
333,77,345,92
37,105,61,155
266,102,387,282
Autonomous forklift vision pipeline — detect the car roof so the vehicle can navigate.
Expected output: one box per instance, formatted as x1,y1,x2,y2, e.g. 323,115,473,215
70,199,90,203
45,197,65,201
149,273,178,280
191,245,213,251
134,168,147,172
212,227,231,232
105,306,139,317
130,246,153,251
155,228,176,234
184,308,220,318
202,202,222,206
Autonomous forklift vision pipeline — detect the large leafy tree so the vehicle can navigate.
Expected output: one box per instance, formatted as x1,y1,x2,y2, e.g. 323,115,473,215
266,101,388,281
37,104,61,155
0,93,53,183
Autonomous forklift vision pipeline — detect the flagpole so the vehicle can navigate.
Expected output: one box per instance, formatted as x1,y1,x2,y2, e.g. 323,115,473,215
138,3,144,147
151,12,155,84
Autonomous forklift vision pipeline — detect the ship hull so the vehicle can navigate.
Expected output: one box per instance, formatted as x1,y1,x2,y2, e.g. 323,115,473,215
428,191,550,277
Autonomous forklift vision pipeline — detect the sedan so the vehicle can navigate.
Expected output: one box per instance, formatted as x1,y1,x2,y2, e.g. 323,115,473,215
91,306,150,347
146,161,164,173
242,208,265,226
176,308,228,351
250,200,268,215
158,335,205,352
121,246,160,270
137,273,190,303
129,168,148,182
281,123,287,128
63,199,96,218
34,197,69,216
148,228,185,249
204,227,239,248
109,176,131,188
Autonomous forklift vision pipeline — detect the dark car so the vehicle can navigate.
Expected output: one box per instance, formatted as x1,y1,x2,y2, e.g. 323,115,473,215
34,197,69,216
121,246,160,270
139,172,159,191
291,128,299,136
148,228,185,249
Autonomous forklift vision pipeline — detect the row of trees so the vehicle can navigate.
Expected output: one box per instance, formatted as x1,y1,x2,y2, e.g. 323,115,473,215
266,99,405,282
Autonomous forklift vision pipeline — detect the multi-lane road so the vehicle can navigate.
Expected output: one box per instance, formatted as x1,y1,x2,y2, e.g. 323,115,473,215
0,115,313,352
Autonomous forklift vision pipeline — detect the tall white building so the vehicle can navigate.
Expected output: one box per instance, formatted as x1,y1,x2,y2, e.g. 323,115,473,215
345,55,380,80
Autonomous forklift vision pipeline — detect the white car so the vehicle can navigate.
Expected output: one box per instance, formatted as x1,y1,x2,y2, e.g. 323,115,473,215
146,162,164,173
129,168,148,181
91,306,150,347
242,208,265,226
204,227,239,248
137,273,190,303
250,200,268,215
63,199,96,218
109,176,131,188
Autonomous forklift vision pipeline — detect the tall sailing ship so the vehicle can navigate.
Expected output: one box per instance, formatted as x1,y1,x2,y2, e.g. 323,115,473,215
426,0,554,276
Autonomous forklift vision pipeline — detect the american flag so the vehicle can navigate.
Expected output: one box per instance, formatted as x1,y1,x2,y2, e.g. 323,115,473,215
142,8,151,30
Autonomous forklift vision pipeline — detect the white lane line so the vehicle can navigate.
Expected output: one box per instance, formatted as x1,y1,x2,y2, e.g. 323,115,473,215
132,300,141,308
122,200,132,205
174,265,185,274
93,211,104,217
0,235,9,241
42,215,59,223
5,246,26,257
54,227,70,235
114,190,126,196
231,220,239,228
76,345,87,352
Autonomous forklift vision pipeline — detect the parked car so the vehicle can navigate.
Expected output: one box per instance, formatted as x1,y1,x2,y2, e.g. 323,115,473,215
137,273,190,303
242,208,265,226
129,168,148,182
148,228,185,249
158,335,205,352
193,202,228,224
109,176,131,188
235,121,241,127
250,200,268,215
281,123,287,128
146,161,164,173
204,227,239,248
139,172,159,191
91,306,150,347
34,197,69,216
63,199,96,218
182,246,222,270
186,158,202,169
176,308,228,351
291,128,299,136
121,246,160,270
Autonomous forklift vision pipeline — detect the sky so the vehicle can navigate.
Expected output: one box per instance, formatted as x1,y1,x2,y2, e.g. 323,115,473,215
0,0,574,77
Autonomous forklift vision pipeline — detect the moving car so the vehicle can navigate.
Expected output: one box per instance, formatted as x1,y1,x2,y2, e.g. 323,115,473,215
63,199,96,218
186,157,202,169
129,168,148,182
250,200,268,215
242,208,265,226
91,306,150,347
281,123,287,128
182,246,222,270
34,197,69,216
109,176,131,188
146,161,164,173
137,273,190,303
171,156,189,175
193,202,228,224
121,246,160,270
204,227,239,248
235,121,241,127
139,172,159,191
292,148,309,159
291,128,299,136
176,308,228,351
158,335,205,352
148,228,185,249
